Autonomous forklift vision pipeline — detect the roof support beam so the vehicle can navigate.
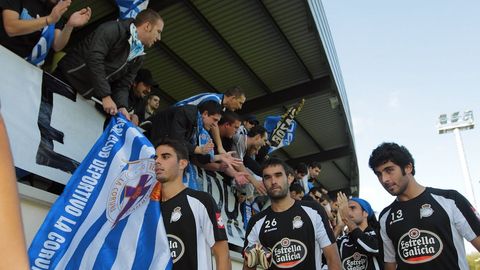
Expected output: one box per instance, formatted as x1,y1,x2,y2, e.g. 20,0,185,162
256,0,313,80
241,76,330,114
292,120,350,181
286,145,351,165
183,0,272,94
157,42,218,92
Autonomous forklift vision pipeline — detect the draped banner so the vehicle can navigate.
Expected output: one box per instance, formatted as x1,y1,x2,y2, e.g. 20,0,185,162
116,0,150,19
264,99,305,153
28,115,172,269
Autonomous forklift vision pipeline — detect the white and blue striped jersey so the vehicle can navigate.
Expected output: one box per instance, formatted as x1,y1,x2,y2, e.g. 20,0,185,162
175,93,223,107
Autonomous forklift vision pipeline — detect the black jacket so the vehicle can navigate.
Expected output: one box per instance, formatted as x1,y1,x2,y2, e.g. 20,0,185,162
149,105,197,154
55,19,142,108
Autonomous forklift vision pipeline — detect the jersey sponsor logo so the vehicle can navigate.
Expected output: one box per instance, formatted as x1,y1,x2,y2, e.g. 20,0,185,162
272,238,307,268
170,206,182,223
419,204,434,219
342,252,368,270
216,212,225,229
167,234,185,263
292,216,303,229
398,228,443,264
106,160,156,226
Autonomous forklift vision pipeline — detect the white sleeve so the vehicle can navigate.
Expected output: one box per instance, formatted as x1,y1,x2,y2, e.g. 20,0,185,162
379,210,396,263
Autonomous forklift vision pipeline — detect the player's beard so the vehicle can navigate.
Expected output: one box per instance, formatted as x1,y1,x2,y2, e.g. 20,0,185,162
267,185,289,201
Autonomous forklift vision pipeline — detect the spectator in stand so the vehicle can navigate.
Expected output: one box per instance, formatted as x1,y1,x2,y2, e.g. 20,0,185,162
217,111,241,152
294,162,309,192
137,94,160,123
148,101,239,167
127,68,155,125
237,114,259,135
308,161,328,194
0,0,91,65
175,86,246,155
54,9,163,119
289,183,305,201
334,192,383,270
229,125,269,196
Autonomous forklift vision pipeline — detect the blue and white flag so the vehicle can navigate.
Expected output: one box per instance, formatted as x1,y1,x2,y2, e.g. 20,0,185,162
116,0,150,19
264,116,298,153
28,115,172,270
263,99,304,153
20,8,55,66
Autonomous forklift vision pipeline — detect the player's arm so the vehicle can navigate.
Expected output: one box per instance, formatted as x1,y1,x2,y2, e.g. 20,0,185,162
212,240,231,270
349,228,380,254
471,236,480,252
385,262,397,270
322,243,341,270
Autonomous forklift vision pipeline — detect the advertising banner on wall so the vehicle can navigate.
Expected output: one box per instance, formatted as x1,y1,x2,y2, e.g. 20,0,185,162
0,46,246,251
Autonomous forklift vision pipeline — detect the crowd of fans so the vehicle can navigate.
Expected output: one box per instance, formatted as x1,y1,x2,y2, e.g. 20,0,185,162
3,3,480,270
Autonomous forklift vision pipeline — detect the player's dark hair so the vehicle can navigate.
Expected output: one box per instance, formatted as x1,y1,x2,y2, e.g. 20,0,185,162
261,158,289,176
154,138,189,161
368,142,415,175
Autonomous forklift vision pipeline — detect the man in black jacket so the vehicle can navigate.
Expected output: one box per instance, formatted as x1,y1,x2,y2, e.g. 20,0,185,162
54,9,163,119
148,101,223,162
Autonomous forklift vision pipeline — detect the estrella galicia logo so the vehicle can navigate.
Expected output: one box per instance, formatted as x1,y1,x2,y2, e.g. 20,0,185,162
342,252,368,270
107,159,156,226
167,234,185,263
272,238,307,268
398,228,443,264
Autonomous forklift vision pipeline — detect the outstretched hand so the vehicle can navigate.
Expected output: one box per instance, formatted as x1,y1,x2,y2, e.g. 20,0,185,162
67,7,91,28
48,0,72,24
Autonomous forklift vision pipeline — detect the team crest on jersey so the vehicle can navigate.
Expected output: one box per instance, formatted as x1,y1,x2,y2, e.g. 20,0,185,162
216,212,225,229
167,234,185,263
170,207,182,223
106,159,156,226
342,252,368,270
272,238,307,268
292,216,303,229
419,204,434,219
398,228,443,264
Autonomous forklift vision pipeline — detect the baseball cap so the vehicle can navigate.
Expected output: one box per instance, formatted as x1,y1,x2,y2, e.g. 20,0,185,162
135,69,156,87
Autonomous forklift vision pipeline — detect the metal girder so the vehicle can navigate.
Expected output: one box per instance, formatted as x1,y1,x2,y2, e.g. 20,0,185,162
240,76,330,114
156,42,217,92
183,0,272,94
286,145,351,165
256,0,313,80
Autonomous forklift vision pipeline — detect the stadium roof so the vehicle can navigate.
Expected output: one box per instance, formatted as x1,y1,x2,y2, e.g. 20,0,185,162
67,0,359,195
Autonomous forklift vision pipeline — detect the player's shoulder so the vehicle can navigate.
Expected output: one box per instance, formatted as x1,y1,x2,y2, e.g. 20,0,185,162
185,188,216,206
426,187,461,199
379,200,397,219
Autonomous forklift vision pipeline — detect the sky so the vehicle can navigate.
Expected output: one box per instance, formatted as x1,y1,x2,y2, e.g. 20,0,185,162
322,0,480,253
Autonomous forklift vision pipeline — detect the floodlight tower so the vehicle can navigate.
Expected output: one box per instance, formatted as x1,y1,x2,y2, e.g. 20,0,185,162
437,110,477,208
